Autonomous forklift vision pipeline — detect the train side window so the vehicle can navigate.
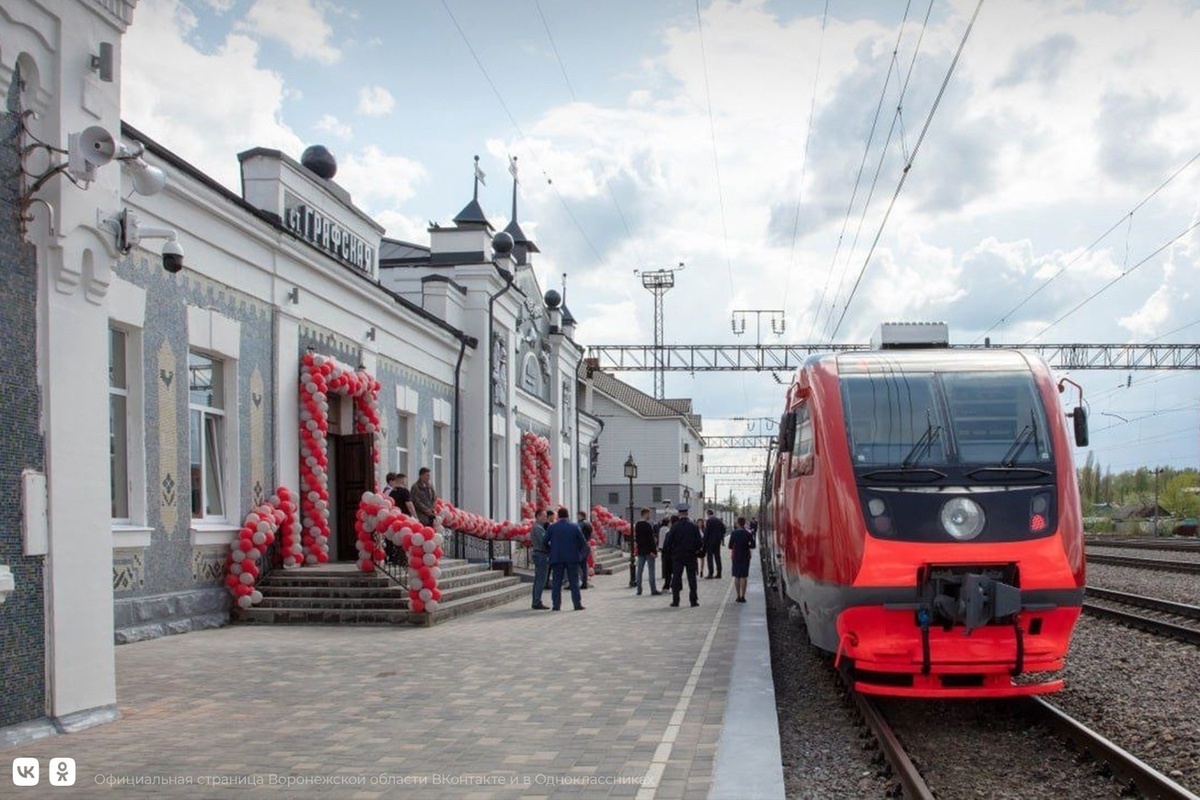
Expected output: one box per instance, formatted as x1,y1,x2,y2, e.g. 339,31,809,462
790,403,814,476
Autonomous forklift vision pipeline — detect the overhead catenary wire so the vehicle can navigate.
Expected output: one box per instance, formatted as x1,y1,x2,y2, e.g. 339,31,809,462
975,147,1200,343
782,0,830,314
439,0,608,267
821,0,934,342
828,0,985,342
809,0,915,341
534,0,641,263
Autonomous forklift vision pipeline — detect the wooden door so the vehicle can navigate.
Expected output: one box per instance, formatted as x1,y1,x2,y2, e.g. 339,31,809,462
335,433,374,561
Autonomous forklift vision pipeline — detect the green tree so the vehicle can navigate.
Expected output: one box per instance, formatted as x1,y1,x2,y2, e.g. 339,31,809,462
1161,471,1200,519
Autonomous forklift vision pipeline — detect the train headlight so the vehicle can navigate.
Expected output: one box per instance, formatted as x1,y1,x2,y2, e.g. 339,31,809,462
941,497,985,541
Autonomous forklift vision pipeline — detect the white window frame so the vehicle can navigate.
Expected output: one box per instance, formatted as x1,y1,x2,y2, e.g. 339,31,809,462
109,278,151,549
395,413,411,478
110,327,131,523
189,350,228,521
187,306,240,543
433,423,448,500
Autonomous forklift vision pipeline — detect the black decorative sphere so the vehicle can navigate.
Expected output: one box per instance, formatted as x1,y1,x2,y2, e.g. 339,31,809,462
492,231,515,256
544,289,562,308
301,145,337,179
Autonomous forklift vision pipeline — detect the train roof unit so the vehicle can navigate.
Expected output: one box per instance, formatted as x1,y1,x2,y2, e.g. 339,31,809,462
870,321,949,350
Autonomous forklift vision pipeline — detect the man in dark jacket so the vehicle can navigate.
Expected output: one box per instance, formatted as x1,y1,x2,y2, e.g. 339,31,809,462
544,508,587,611
664,504,704,607
703,509,727,579
633,507,660,596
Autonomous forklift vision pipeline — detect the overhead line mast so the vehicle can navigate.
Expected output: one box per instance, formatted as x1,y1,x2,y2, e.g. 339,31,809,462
637,263,685,399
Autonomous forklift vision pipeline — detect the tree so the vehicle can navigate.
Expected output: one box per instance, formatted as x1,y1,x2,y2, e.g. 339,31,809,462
1160,471,1200,519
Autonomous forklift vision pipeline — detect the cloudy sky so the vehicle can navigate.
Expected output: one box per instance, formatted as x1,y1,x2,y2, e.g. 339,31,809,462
122,0,1200,499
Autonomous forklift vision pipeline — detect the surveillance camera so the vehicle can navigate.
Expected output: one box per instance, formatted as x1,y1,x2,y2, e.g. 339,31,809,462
162,239,185,273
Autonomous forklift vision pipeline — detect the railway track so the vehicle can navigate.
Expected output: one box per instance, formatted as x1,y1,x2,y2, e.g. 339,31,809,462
1086,538,1200,552
1084,587,1200,645
1086,553,1200,574
854,690,1199,799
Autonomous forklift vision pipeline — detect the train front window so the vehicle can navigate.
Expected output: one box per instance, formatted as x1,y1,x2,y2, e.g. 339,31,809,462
843,374,945,466
842,371,1052,467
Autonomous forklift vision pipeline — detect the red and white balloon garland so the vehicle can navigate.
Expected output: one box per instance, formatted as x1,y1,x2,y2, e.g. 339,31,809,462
590,504,631,547
519,432,552,519
299,351,382,565
225,486,299,608
435,499,534,546
357,491,444,612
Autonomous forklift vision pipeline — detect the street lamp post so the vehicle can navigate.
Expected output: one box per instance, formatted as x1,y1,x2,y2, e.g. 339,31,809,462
624,453,638,587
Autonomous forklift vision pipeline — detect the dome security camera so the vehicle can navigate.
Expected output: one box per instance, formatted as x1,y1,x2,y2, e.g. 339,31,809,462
162,239,185,273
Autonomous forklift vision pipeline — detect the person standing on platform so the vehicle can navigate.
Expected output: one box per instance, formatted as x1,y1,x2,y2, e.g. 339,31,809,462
410,467,438,527
728,516,755,603
659,514,675,589
545,508,587,611
703,509,727,579
577,511,594,590
634,508,660,596
665,504,704,607
530,508,551,610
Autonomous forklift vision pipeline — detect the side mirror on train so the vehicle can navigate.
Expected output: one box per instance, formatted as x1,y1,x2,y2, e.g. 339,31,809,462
1071,406,1089,448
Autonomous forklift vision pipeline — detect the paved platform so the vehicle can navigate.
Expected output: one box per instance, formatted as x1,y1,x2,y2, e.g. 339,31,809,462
6,562,784,799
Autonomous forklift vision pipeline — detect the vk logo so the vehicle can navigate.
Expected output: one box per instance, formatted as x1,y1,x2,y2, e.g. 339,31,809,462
12,758,39,786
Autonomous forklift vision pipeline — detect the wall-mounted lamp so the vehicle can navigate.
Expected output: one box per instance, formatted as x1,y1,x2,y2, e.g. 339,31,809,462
90,42,114,82
286,287,300,305
365,326,377,342
18,116,166,236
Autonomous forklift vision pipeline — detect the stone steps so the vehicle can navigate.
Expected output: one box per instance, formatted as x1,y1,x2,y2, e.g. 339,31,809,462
236,557,526,627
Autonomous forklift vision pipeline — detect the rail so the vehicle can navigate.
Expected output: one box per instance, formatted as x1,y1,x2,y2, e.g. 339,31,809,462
1083,587,1200,645
1087,554,1200,575
1028,697,1200,800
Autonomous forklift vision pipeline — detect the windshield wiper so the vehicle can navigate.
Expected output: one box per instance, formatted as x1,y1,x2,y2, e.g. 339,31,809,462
860,468,946,483
1001,412,1040,467
902,419,942,468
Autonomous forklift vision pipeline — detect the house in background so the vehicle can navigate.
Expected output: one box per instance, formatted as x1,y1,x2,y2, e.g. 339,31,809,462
583,366,704,526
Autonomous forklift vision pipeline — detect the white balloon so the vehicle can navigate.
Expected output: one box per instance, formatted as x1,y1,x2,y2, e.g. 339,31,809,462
247,548,261,559
250,590,263,604
431,567,442,579
283,556,297,568
252,531,267,546
432,533,445,547
239,572,254,585
423,540,436,554
411,533,425,547
306,554,318,565
232,549,246,562
230,563,243,575
418,588,432,602
425,600,439,612
237,595,253,609
410,577,424,591
423,553,436,566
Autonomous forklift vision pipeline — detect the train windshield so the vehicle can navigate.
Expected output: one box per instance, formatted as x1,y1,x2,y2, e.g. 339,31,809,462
842,370,1052,468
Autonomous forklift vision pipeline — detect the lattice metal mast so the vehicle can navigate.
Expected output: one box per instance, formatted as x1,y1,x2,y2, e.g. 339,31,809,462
637,263,684,398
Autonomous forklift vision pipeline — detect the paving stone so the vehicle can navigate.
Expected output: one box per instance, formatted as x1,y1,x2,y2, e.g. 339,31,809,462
5,565,783,798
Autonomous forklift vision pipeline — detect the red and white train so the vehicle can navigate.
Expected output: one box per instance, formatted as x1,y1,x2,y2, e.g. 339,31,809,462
764,324,1087,698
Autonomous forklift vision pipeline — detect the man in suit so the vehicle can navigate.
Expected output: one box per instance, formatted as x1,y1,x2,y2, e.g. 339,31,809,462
664,504,705,607
703,509,727,579
544,508,588,611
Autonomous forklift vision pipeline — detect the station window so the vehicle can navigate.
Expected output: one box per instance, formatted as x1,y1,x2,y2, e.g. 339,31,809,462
110,328,130,520
189,351,226,519
395,413,411,477
608,492,619,504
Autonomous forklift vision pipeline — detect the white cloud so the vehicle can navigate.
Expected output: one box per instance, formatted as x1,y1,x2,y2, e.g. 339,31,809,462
238,0,341,65
123,0,304,191
314,114,353,140
334,145,427,211
357,86,395,118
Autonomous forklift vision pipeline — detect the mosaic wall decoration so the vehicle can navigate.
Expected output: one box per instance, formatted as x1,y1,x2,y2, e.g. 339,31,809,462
157,337,179,533
250,367,265,506
192,547,227,585
113,550,146,593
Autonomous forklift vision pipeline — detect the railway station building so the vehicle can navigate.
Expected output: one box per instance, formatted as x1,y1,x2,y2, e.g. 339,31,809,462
0,0,598,743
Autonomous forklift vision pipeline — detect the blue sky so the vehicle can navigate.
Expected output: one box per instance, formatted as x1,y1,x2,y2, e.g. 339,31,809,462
122,0,1200,498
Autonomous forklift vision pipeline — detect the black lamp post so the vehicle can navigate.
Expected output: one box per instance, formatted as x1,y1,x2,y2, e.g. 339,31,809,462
624,453,638,587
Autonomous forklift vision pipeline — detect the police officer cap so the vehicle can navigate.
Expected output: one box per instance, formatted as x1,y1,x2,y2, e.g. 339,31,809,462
676,502,690,513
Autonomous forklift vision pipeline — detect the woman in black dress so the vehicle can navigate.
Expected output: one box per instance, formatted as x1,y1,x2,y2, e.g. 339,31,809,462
727,516,755,603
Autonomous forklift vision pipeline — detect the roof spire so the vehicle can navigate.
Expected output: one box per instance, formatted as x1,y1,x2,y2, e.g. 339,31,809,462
473,155,485,202
509,155,519,220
